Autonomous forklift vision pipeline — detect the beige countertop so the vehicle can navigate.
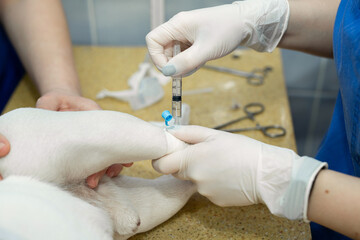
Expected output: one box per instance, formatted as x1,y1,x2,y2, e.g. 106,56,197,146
3,46,310,239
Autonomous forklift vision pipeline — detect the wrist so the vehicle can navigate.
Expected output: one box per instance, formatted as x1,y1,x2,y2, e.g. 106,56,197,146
257,143,327,221
280,156,327,221
39,83,81,97
32,64,81,96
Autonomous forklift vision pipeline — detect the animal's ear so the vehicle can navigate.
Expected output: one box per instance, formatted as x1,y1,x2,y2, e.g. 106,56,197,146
0,176,113,240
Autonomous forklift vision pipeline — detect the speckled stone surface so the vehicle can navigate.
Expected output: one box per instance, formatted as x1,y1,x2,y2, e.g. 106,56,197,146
3,46,310,239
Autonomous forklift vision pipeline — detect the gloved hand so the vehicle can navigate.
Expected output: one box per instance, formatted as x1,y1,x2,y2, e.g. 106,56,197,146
146,0,289,77
152,126,327,221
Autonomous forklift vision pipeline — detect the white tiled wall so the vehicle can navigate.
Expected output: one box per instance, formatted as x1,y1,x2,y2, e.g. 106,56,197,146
61,0,339,156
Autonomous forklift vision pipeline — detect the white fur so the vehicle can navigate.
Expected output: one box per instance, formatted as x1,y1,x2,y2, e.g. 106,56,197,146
0,176,113,240
0,108,186,183
0,108,196,239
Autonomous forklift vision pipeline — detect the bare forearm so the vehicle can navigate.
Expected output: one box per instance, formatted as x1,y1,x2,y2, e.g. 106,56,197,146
0,0,80,95
279,0,340,58
307,170,360,239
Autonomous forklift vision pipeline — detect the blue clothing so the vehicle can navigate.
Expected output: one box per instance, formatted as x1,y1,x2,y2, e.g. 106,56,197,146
311,0,360,238
0,27,24,113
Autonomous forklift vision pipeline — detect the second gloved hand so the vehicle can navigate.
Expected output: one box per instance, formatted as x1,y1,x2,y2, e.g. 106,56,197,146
146,0,289,77
153,125,326,221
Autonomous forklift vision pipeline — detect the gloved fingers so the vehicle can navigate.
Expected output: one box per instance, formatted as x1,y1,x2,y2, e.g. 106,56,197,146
167,125,218,144
0,133,10,157
162,41,192,66
146,20,190,70
161,43,208,77
159,43,204,78
164,130,188,155
146,12,209,77
152,149,187,175
146,34,170,71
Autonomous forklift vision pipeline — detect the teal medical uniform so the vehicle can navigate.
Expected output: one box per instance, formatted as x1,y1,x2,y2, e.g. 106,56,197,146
311,0,360,238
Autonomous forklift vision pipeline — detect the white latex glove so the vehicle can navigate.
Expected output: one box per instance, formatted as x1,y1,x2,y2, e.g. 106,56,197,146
152,126,327,221
0,108,186,184
146,0,289,77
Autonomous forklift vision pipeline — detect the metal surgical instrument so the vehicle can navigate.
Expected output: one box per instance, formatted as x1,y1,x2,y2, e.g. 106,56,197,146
213,102,286,138
202,65,273,85
172,41,182,125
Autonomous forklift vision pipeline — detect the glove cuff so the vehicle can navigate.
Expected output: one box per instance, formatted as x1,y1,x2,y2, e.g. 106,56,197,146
280,156,327,222
233,0,290,52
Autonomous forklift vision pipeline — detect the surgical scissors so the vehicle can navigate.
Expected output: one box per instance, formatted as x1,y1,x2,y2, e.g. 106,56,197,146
202,65,273,85
213,103,286,138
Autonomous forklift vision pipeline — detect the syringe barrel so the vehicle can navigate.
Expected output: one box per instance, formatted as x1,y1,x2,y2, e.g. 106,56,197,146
172,100,181,125
171,41,182,124
172,76,182,96
172,75,182,114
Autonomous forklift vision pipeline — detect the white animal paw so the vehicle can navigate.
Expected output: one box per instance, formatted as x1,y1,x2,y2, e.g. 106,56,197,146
113,206,141,235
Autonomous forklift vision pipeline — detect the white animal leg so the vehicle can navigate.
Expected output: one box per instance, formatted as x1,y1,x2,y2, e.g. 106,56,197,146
0,108,187,184
107,175,196,238
96,177,141,235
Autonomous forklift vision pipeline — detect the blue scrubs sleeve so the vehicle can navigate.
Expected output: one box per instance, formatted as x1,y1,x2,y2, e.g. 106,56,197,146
0,27,25,113
311,0,360,238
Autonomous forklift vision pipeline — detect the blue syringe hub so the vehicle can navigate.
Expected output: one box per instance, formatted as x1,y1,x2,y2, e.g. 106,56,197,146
162,110,174,126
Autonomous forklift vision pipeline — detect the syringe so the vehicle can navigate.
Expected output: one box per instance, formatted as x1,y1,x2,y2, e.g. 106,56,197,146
172,41,182,125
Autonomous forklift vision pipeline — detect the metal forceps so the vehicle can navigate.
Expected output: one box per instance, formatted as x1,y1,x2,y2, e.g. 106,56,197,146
202,65,273,86
213,103,286,138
